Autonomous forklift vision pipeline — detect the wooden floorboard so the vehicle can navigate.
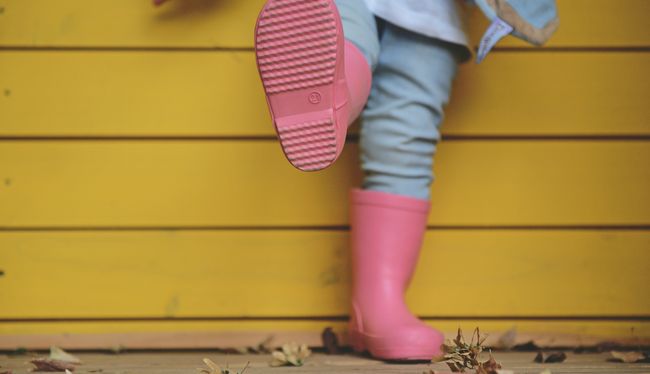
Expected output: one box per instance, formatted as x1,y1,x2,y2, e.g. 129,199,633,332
1,351,649,373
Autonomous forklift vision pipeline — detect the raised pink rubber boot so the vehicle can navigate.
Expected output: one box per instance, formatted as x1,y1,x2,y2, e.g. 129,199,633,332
255,0,372,172
348,188,445,361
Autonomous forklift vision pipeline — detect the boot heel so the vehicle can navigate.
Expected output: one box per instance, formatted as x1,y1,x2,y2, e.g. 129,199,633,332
275,113,337,171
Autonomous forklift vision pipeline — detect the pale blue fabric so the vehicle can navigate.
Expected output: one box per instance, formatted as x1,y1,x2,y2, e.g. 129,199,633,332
474,0,557,30
473,0,558,43
336,0,464,200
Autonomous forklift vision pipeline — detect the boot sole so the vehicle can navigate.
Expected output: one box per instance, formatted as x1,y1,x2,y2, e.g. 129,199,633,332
349,328,439,361
255,0,341,172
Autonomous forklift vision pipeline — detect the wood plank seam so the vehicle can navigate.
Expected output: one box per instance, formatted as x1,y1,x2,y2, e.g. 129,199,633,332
3,135,650,140
2,46,650,52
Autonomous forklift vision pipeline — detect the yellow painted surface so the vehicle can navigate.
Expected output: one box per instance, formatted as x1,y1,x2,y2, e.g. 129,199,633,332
1,52,649,136
3,320,649,339
1,320,649,350
1,0,649,347
1,231,649,318
0,0,648,48
0,141,648,227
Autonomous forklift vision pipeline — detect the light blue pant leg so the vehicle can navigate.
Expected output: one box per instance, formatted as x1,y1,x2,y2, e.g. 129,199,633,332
361,23,462,200
334,0,380,70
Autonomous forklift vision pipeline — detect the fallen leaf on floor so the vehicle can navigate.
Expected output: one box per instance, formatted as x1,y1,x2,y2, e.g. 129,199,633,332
30,358,76,372
442,328,506,374
544,352,567,363
609,351,649,363
511,341,540,351
269,342,311,367
442,327,484,371
198,358,249,374
477,352,503,374
109,345,124,354
250,335,274,354
227,335,274,354
595,341,623,353
50,346,81,364
496,327,517,350
534,351,567,363
321,327,339,354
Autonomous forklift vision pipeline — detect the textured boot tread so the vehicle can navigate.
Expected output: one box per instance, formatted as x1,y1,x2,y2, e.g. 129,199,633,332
278,119,337,171
256,0,337,95
256,22,334,44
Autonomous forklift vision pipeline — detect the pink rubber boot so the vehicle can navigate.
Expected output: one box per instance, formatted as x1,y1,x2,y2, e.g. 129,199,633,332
348,188,445,361
255,0,372,172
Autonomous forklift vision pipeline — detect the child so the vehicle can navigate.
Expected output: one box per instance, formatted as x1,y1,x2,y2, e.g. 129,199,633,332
255,0,558,361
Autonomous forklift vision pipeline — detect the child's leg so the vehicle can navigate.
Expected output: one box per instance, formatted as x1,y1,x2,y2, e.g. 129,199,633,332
349,22,465,361
334,0,380,71
254,0,374,172
361,24,463,200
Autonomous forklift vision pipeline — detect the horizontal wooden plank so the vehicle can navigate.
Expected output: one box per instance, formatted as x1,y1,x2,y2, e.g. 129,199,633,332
1,319,648,350
0,0,647,48
1,230,648,318
4,352,649,374
1,52,648,137
0,141,648,227
0,0,265,49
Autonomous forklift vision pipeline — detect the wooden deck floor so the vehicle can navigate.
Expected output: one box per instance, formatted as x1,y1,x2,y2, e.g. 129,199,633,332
1,351,649,374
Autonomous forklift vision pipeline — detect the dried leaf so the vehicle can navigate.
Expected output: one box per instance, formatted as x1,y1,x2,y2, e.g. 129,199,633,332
442,327,504,374
201,358,220,373
534,351,567,363
496,327,517,350
596,341,622,352
445,361,462,372
109,345,123,354
251,335,274,354
480,352,502,374
269,342,311,367
230,335,274,354
30,358,76,372
453,328,465,348
321,327,339,355
198,358,249,374
609,351,648,363
49,346,81,365
544,352,567,363
512,341,540,351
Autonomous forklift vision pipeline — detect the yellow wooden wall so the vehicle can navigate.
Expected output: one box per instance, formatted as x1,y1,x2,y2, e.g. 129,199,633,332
1,0,649,349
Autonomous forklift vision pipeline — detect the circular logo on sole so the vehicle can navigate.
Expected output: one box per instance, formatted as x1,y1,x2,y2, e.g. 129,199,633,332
308,91,322,104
